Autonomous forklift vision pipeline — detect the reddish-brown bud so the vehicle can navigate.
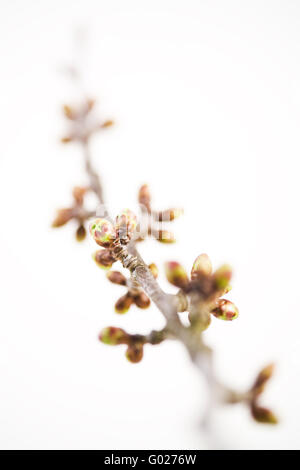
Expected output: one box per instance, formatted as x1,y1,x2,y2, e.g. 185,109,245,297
211,299,239,321
138,184,151,210
99,327,128,345
252,363,275,395
106,271,127,286
76,224,86,242
92,249,115,269
126,343,144,363
251,404,278,424
52,208,74,227
191,254,212,280
115,293,133,314
133,292,151,309
165,261,189,288
90,218,116,247
148,263,158,279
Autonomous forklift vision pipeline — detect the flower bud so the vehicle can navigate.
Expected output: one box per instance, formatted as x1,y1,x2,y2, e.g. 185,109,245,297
52,208,74,227
165,261,189,288
251,404,278,424
90,218,115,247
76,224,86,242
252,363,275,395
157,230,175,243
126,343,144,363
191,254,212,280
148,263,158,279
153,208,183,222
101,120,114,128
106,271,127,286
138,184,151,210
63,104,76,120
211,299,239,321
213,264,232,290
92,249,115,269
133,292,151,309
99,327,128,345
72,186,87,206
115,293,133,314
115,209,137,241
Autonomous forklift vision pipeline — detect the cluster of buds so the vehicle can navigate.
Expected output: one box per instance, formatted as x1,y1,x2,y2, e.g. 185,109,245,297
106,264,158,314
249,364,278,424
137,184,183,243
90,209,138,269
165,254,238,331
61,98,114,144
99,326,166,363
52,186,92,241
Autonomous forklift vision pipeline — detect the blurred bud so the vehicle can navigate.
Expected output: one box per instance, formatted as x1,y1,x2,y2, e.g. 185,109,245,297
115,209,137,241
72,186,87,206
61,136,73,144
148,263,158,279
191,254,212,280
153,208,183,222
214,264,232,290
115,293,133,314
90,218,116,247
211,299,239,321
63,104,76,120
252,363,275,395
106,271,127,286
165,261,189,288
86,99,95,113
76,224,86,242
126,343,144,363
134,292,151,309
251,404,278,424
92,249,115,269
99,327,128,345
138,184,151,210
157,230,175,243
101,120,114,128
52,208,74,227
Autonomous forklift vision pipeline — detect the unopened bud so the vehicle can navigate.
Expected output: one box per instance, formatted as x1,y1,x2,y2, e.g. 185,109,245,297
165,261,189,288
115,209,137,241
76,224,86,242
133,292,151,309
157,230,175,243
211,299,239,321
52,208,74,227
153,208,183,222
214,264,232,290
101,120,114,128
138,184,151,210
106,271,127,286
252,363,275,395
251,404,278,424
148,263,158,279
63,104,76,120
92,249,115,269
72,186,87,206
90,218,115,247
126,343,144,363
191,254,212,280
99,327,128,345
115,293,133,314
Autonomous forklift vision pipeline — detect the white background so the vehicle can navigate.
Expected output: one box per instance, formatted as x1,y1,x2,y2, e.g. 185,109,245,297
0,0,299,450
